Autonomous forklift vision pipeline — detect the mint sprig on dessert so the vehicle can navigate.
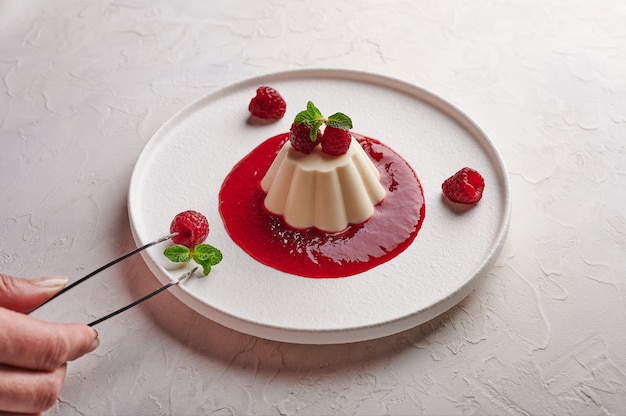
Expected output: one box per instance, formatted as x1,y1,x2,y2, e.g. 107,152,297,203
290,101,354,156
164,243,223,276
293,101,352,141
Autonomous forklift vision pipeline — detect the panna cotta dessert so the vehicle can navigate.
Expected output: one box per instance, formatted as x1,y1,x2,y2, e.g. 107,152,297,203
261,136,386,232
219,97,426,278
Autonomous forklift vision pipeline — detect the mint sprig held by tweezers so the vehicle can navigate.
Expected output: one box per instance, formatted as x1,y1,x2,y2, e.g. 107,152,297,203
164,243,223,276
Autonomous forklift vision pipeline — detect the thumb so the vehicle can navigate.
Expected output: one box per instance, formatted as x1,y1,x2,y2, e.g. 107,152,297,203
0,273,68,313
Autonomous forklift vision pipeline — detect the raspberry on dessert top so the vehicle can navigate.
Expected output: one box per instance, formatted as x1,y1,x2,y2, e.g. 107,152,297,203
289,101,353,156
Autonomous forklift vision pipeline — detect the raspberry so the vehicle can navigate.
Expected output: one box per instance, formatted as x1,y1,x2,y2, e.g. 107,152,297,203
320,126,352,156
248,86,286,119
289,122,320,154
170,210,209,248
442,167,485,204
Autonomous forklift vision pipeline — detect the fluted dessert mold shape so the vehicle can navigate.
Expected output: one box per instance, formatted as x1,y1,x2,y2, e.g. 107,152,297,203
261,137,386,232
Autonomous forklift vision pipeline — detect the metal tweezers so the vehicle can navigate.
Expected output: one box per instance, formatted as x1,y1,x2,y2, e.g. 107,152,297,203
30,233,195,327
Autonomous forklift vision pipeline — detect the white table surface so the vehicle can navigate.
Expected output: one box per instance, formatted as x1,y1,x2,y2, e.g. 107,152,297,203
2,1,625,414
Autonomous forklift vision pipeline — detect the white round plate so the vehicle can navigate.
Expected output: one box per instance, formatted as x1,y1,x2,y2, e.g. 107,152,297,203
128,69,511,344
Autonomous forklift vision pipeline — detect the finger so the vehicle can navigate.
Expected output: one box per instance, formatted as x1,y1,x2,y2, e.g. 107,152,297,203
0,308,99,371
0,273,68,313
0,363,66,415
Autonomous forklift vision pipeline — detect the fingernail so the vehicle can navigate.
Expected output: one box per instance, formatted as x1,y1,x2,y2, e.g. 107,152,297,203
87,335,100,353
32,276,69,293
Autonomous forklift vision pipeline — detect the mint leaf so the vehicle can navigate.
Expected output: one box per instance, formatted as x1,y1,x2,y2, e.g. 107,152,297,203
196,260,212,276
164,245,191,263
294,110,311,124
326,112,353,130
310,120,323,141
306,101,323,120
190,244,223,276
193,244,223,266
295,101,325,129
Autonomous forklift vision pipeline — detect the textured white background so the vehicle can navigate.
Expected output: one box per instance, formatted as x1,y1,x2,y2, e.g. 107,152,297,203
1,0,625,414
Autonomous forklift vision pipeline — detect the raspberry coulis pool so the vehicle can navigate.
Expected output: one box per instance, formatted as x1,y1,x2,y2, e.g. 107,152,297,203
219,132,425,278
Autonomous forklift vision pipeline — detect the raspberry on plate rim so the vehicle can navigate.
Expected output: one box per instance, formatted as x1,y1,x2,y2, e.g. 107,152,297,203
441,167,485,204
248,86,287,120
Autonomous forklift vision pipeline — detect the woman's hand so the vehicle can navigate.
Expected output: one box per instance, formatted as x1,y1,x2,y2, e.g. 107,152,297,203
0,273,99,415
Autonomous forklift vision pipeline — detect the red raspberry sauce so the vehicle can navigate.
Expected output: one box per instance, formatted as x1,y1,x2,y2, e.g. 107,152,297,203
219,133,425,278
